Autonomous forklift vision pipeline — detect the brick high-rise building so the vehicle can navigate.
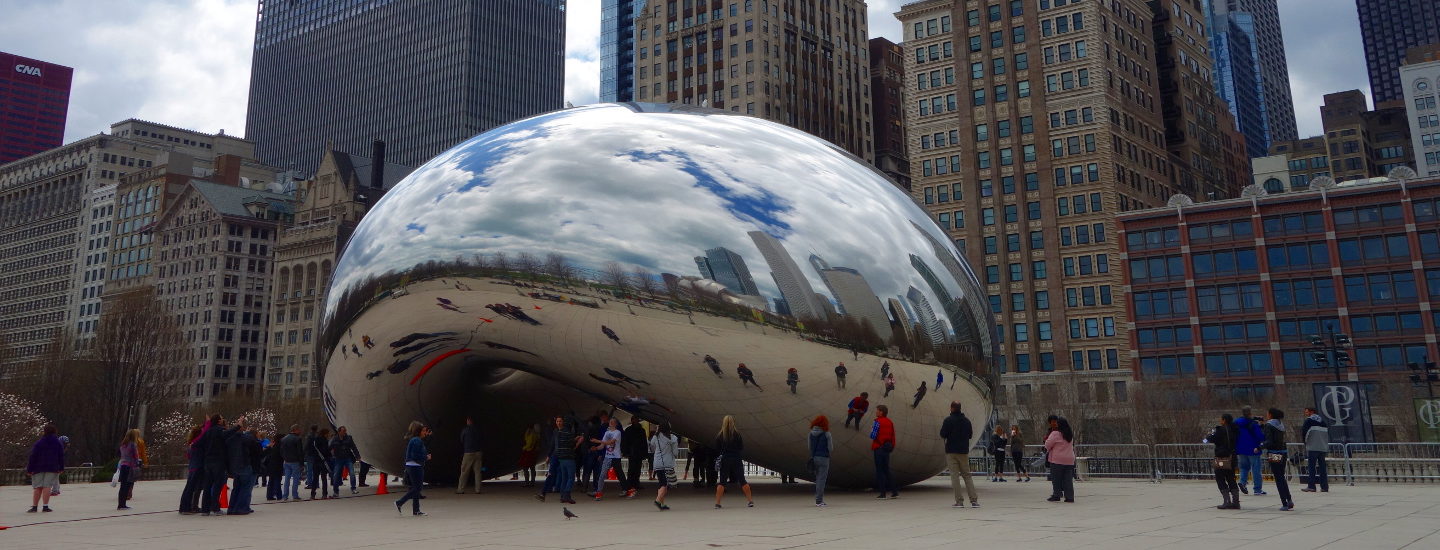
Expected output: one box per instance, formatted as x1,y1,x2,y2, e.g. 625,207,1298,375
1356,0,1439,105
870,37,912,191
632,0,874,161
1401,45,1440,177
0,52,71,165
1264,89,1415,191
898,0,1246,436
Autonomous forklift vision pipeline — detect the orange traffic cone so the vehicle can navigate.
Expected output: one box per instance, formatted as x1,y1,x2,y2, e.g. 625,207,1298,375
343,467,350,479
376,472,389,495
607,468,617,481
219,483,230,509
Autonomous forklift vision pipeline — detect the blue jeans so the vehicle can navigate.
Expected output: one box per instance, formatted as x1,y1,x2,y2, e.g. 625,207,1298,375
1238,454,1264,491
229,470,254,513
541,453,559,494
396,465,425,513
873,448,896,496
555,458,577,500
331,459,355,492
283,462,302,499
812,456,830,503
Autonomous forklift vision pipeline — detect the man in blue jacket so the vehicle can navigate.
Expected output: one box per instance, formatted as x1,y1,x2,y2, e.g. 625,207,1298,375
1234,406,1266,495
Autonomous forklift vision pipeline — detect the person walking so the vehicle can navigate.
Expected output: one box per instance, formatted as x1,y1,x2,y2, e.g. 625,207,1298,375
280,424,305,501
1207,413,1240,509
1234,406,1265,495
1262,408,1294,511
940,402,978,507
179,425,206,514
870,405,898,499
649,423,679,510
1044,417,1076,503
592,417,624,500
25,424,65,513
737,363,763,391
519,423,541,487
988,426,1008,482
1009,425,1031,482
1301,407,1330,493
713,415,755,508
262,433,284,501
456,417,484,494
884,373,896,397
936,370,943,390
309,427,335,500
394,421,432,516
844,392,870,429
911,381,928,408
623,416,648,497
331,426,361,495
834,362,847,389
226,421,259,515
879,361,890,380
786,368,800,394
117,429,141,510
808,415,833,507
704,354,723,377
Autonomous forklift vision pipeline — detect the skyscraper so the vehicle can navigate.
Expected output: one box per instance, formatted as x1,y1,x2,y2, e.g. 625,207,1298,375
1402,45,1440,176
699,246,760,296
1356,0,1440,104
816,266,893,342
0,51,72,164
1229,0,1296,142
631,0,875,161
1203,1,1268,158
870,38,912,191
244,0,566,174
905,286,945,346
748,231,824,320
600,0,643,102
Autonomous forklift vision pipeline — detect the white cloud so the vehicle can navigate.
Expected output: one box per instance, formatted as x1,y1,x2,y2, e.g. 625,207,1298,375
565,0,603,106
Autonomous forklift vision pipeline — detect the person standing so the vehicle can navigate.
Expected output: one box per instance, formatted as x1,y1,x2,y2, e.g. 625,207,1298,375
988,426,1008,482
834,362,847,389
456,417,484,494
704,354,723,377
519,423,541,487
1233,406,1265,495
201,416,239,516
884,373,896,397
394,421,432,516
117,429,141,510
623,416,648,497
262,433,284,501
546,415,581,504
879,361,890,379
309,427,334,500
786,368,800,394
1009,425,1031,482
649,423,679,510
25,424,65,513
713,415,755,508
870,405,898,499
844,392,870,430
808,415,833,507
226,421,259,515
1207,414,1240,509
1301,407,1330,493
280,424,305,501
1262,408,1294,511
936,370,943,390
179,425,206,514
592,417,624,500
737,363,763,391
1044,417,1076,503
911,381,928,408
331,426,360,495
940,402,978,507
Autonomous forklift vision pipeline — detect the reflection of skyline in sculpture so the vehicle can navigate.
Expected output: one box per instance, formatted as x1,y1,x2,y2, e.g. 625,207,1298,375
910,221,990,354
906,286,946,345
909,254,964,343
696,246,760,297
812,258,894,342
748,230,826,320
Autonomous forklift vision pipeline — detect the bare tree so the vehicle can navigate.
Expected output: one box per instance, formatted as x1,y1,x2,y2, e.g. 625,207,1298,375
471,253,491,274
632,267,659,296
491,252,511,275
81,289,186,458
544,253,574,286
603,261,631,291
515,252,541,280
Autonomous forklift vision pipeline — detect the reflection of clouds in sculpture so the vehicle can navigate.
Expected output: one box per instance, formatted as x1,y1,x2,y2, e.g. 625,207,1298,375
325,104,979,330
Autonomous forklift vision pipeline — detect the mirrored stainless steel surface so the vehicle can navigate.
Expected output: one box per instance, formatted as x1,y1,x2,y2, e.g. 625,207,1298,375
320,103,995,487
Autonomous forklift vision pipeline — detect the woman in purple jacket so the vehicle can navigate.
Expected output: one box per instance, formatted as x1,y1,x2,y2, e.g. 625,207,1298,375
26,424,65,513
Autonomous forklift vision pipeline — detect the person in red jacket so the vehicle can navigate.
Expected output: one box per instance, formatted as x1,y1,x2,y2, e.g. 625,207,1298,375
870,405,898,499
844,392,870,430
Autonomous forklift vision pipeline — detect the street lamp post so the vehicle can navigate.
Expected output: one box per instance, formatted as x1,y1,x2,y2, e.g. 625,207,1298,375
1308,323,1353,383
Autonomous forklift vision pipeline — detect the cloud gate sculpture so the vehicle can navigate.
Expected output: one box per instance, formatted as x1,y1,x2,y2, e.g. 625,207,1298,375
320,103,996,488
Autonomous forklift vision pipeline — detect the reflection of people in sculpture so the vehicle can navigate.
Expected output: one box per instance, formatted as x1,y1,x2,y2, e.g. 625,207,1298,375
736,363,762,391
362,335,375,349
936,370,943,390
884,373,896,397
603,367,649,387
394,337,457,356
602,325,621,344
588,373,629,388
912,381,928,408
880,361,890,379
341,346,348,359
618,394,674,414
390,332,458,348
834,362,848,389
437,301,462,312
351,344,363,357
482,341,539,356
703,354,723,377
786,368,799,394
845,392,869,429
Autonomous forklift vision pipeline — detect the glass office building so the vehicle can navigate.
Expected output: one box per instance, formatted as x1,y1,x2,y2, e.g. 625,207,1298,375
244,0,566,174
1357,0,1439,104
600,0,643,102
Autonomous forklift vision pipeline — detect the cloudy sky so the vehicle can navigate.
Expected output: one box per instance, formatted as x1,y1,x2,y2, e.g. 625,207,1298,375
0,0,1366,144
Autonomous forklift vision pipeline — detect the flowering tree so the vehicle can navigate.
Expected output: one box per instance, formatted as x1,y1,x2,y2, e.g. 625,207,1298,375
0,392,49,467
148,410,198,466
241,408,277,440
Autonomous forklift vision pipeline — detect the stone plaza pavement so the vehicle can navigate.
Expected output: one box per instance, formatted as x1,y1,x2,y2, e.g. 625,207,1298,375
1,476,1437,549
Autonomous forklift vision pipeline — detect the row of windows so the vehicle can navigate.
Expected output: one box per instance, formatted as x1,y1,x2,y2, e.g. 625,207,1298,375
989,290,1051,313
1058,223,1106,247
1062,254,1110,276
982,261,1048,283
1056,193,1103,216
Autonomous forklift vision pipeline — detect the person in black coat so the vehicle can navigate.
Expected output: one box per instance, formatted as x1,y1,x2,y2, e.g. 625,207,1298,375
200,416,240,516
308,427,334,500
939,401,978,507
1207,414,1240,509
621,416,647,495
225,424,259,514
262,434,285,501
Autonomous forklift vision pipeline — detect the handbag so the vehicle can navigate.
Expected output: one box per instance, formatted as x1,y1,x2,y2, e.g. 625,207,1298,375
110,468,121,487
1213,456,1234,470
1267,452,1286,463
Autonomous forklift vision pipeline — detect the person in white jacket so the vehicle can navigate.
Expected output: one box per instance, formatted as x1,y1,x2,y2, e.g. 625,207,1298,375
648,424,679,511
